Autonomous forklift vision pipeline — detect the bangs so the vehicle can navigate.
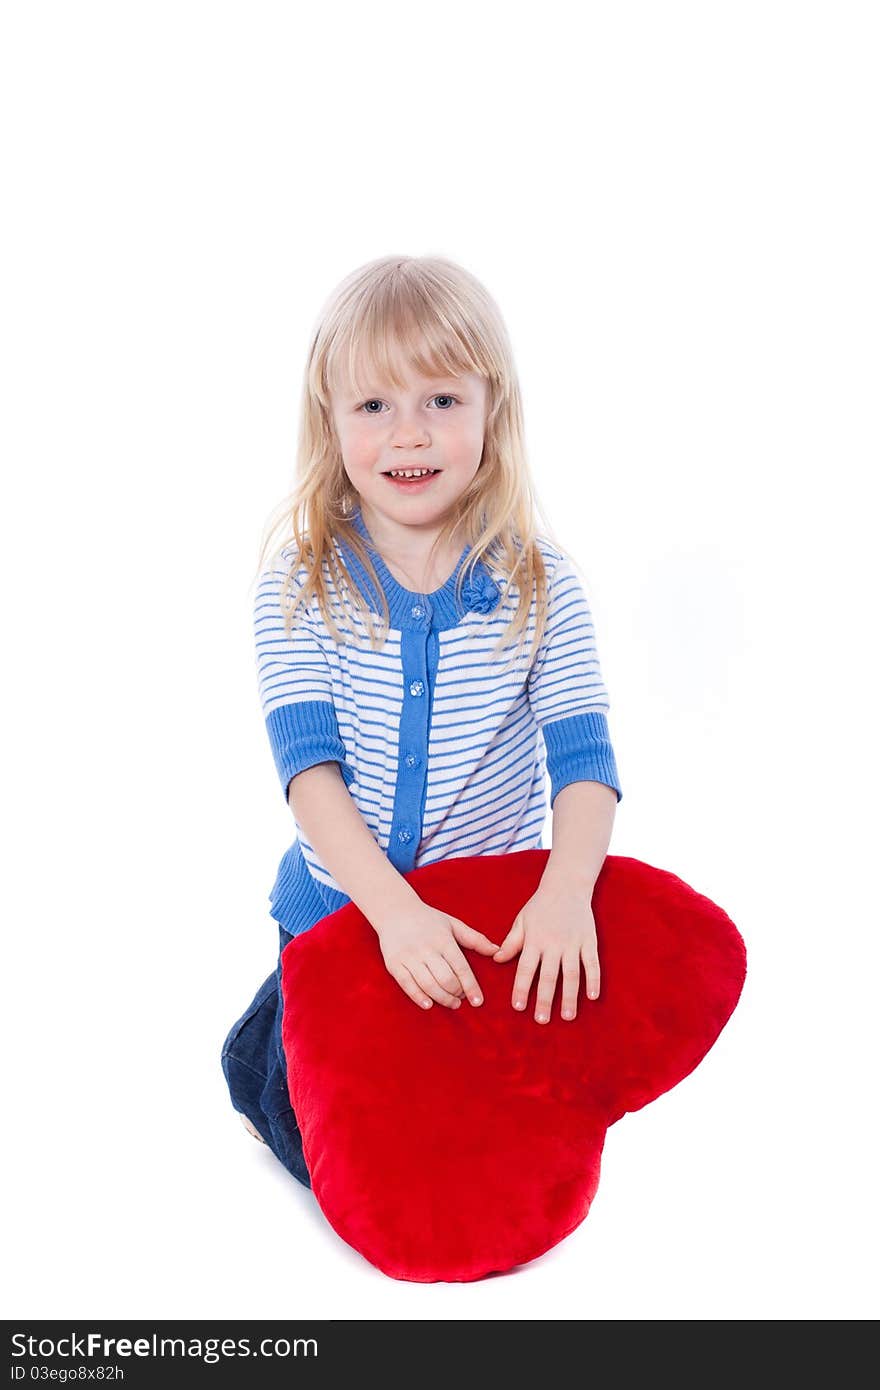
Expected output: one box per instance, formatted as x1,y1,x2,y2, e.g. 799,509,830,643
325,273,488,402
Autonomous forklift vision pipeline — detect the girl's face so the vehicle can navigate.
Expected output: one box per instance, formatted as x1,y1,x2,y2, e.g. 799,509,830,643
329,363,488,541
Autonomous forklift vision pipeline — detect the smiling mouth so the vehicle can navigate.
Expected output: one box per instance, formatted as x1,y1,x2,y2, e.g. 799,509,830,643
382,468,441,478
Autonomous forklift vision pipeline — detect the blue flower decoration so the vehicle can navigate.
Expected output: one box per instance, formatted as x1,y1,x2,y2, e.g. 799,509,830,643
462,568,503,615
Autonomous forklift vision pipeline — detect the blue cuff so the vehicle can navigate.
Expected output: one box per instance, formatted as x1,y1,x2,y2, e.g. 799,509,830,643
542,711,622,807
265,700,356,802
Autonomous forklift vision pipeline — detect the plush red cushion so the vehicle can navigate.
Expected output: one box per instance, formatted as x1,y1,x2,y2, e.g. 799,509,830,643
280,850,746,1283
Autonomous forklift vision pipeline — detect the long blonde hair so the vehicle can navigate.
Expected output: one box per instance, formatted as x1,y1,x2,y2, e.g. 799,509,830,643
255,253,568,664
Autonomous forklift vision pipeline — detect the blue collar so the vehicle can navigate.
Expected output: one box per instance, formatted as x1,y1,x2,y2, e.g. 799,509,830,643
337,504,502,632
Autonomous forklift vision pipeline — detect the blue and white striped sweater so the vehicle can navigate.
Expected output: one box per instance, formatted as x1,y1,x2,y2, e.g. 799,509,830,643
255,504,622,936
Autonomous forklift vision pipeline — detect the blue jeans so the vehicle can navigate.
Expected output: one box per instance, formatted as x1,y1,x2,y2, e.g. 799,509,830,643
220,926,312,1190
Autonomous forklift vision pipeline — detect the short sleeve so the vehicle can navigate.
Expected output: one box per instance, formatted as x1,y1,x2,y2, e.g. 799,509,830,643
527,554,623,806
254,563,355,803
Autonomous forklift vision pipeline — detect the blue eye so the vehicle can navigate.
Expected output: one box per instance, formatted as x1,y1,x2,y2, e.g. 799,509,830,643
358,395,459,414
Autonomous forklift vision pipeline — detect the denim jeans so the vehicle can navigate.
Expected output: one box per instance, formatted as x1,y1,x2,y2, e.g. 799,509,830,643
220,926,312,1190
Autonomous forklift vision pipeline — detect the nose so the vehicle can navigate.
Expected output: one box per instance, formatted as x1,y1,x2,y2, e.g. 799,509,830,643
390,406,430,449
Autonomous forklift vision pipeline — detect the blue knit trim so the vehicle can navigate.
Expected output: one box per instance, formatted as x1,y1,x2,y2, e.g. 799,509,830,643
268,838,351,936
265,700,356,803
385,624,434,873
541,711,623,807
337,504,502,632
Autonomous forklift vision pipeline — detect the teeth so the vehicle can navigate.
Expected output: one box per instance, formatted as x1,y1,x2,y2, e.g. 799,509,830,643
388,468,435,478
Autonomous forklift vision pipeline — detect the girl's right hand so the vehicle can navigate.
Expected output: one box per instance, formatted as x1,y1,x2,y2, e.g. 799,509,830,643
373,899,498,1011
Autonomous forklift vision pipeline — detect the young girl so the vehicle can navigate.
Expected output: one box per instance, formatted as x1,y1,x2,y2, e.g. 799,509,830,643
221,254,623,1189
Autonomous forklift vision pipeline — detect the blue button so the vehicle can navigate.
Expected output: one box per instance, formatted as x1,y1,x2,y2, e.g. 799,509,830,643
397,827,413,843
404,753,419,769
411,604,424,619
408,679,424,696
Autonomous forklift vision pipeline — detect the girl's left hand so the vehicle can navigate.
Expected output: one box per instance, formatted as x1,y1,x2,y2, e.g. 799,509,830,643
492,876,600,1022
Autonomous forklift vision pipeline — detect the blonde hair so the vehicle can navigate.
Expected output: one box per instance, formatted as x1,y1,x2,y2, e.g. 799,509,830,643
255,253,569,664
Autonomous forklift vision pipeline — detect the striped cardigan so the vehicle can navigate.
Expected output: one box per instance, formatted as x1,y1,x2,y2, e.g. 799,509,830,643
254,504,622,936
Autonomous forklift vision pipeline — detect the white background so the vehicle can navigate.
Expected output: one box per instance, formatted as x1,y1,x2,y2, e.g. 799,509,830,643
2,1,877,1322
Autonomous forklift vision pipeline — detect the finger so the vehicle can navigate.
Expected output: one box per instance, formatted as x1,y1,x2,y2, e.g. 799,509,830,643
453,922,501,955
560,949,582,1021
533,953,561,1024
407,961,463,1010
511,945,541,1011
392,967,435,1011
494,915,524,962
582,944,601,1001
441,946,484,1007
425,952,465,999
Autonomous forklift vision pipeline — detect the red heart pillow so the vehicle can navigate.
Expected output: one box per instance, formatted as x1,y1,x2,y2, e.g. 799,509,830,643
280,850,746,1283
